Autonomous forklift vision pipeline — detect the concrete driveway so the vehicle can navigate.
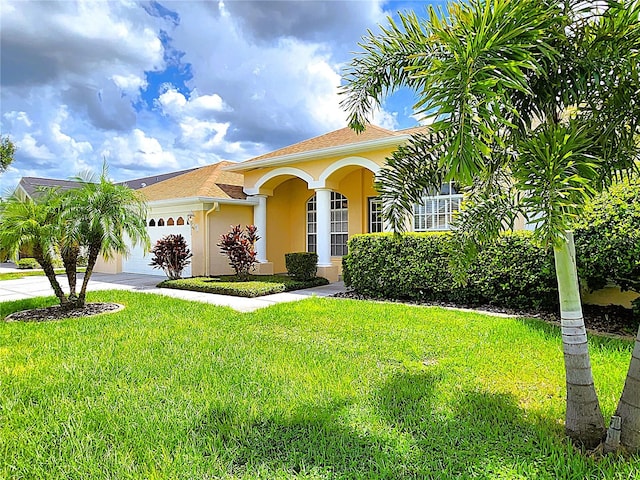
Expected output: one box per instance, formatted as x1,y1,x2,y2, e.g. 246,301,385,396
0,271,346,313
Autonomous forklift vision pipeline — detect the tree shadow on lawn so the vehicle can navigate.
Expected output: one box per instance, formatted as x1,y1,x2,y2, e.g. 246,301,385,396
192,371,565,479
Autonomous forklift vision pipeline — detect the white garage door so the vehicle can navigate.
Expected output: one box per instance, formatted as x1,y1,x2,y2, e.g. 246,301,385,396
123,225,192,277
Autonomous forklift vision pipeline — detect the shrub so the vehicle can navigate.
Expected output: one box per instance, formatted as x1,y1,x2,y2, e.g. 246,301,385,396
16,258,39,269
218,225,259,281
574,176,640,294
150,234,193,280
285,252,318,280
343,231,558,311
159,274,329,298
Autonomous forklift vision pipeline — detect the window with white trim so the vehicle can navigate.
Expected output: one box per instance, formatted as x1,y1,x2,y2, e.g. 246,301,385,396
306,195,317,254
306,192,349,256
330,192,348,256
368,197,383,233
413,181,462,231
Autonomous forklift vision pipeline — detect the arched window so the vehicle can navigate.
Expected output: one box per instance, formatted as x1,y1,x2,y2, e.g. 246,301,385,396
176,216,185,225
149,219,156,227
306,191,349,256
167,217,175,226
158,218,165,227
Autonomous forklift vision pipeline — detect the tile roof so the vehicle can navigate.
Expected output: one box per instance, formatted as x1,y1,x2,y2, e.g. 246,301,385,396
138,161,246,201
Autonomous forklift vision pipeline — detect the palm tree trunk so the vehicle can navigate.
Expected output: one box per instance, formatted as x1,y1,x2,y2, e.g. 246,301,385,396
609,324,640,452
33,246,68,306
553,231,605,448
61,244,79,301
77,244,100,308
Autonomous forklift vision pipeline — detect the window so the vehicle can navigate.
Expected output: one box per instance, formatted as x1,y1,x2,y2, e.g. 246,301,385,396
149,219,156,227
306,195,317,254
176,217,185,226
167,217,175,226
368,197,383,233
413,181,462,231
306,192,349,256
158,218,165,226
330,192,348,256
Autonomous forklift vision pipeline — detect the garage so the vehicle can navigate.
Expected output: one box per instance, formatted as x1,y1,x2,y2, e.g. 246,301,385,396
122,217,192,277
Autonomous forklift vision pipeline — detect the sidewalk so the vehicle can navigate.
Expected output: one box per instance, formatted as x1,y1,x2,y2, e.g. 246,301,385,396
0,270,347,313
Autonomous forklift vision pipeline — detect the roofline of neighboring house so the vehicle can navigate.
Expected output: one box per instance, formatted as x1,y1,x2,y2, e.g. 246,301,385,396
223,134,411,172
147,196,258,207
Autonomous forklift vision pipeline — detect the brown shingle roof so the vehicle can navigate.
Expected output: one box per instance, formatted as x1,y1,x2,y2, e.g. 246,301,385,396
138,161,246,201
241,124,400,165
118,167,199,189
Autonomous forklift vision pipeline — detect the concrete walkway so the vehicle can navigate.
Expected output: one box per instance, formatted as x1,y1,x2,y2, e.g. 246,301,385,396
0,267,347,313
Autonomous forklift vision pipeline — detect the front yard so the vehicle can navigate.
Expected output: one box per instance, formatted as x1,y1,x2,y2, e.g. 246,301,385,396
1,292,638,479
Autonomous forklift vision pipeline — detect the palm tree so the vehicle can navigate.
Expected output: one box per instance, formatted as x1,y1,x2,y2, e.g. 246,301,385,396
64,166,149,308
341,0,640,450
0,190,70,306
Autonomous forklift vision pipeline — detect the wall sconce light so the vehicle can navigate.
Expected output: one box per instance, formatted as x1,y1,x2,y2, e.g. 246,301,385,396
187,212,196,227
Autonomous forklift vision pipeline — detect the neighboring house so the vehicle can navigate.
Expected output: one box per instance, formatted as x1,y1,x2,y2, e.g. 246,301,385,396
15,176,88,199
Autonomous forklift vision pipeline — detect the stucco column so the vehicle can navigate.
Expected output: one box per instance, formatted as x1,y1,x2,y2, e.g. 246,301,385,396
253,194,268,263
315,188,332,267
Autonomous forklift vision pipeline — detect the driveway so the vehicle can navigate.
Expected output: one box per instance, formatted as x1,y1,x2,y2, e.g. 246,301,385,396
0,271,346,313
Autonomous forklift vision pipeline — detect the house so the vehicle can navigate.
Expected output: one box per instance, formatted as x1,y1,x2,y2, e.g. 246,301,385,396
9,124,638,308
98,124,457,282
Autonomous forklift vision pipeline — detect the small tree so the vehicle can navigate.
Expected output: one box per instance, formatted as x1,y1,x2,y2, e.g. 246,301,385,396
150,234,192,280
218,225,259,281
0,136,16,173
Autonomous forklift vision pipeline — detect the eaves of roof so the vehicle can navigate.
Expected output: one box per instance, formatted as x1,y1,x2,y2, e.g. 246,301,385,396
224,135,412,172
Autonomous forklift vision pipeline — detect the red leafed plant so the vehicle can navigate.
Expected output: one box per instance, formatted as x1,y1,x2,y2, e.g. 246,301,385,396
218,225,259,281
149,234,193,280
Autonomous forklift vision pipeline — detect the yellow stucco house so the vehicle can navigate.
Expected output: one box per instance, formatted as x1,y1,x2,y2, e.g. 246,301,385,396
91,123,638,308
96,124,444,282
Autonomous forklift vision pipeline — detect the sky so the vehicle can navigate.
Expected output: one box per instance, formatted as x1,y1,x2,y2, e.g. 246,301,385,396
0,0,444,194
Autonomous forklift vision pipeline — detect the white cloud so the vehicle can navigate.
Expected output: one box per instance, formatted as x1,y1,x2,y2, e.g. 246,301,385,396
100,129,178,170
111,74,148,97
0,0,423,195
157,88,229,118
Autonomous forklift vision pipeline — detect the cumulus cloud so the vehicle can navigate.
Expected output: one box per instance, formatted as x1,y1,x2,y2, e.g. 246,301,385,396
100,129,177,170
0,0,417,194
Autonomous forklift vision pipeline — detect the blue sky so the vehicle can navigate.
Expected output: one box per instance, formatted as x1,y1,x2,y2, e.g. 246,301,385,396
0,0,445,193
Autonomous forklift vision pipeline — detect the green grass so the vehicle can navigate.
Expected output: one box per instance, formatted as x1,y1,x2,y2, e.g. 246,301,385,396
159,274,329,297
1,292,638,479
0,268,86,281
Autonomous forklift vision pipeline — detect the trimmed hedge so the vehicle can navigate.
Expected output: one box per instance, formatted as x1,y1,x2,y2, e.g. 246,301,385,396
159,274,329,298
574,176,640,294
342,231,559,311
16,258,39,269
285,252,318,280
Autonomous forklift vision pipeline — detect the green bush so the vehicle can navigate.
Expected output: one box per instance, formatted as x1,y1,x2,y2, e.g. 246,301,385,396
285,252,318,280
16,258,40,269
574,176,640,294
343,231,558,310
159,274,329,298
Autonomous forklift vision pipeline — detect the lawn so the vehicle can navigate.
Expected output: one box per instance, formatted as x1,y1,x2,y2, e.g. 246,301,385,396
0,268,86,282
1,292,638,479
